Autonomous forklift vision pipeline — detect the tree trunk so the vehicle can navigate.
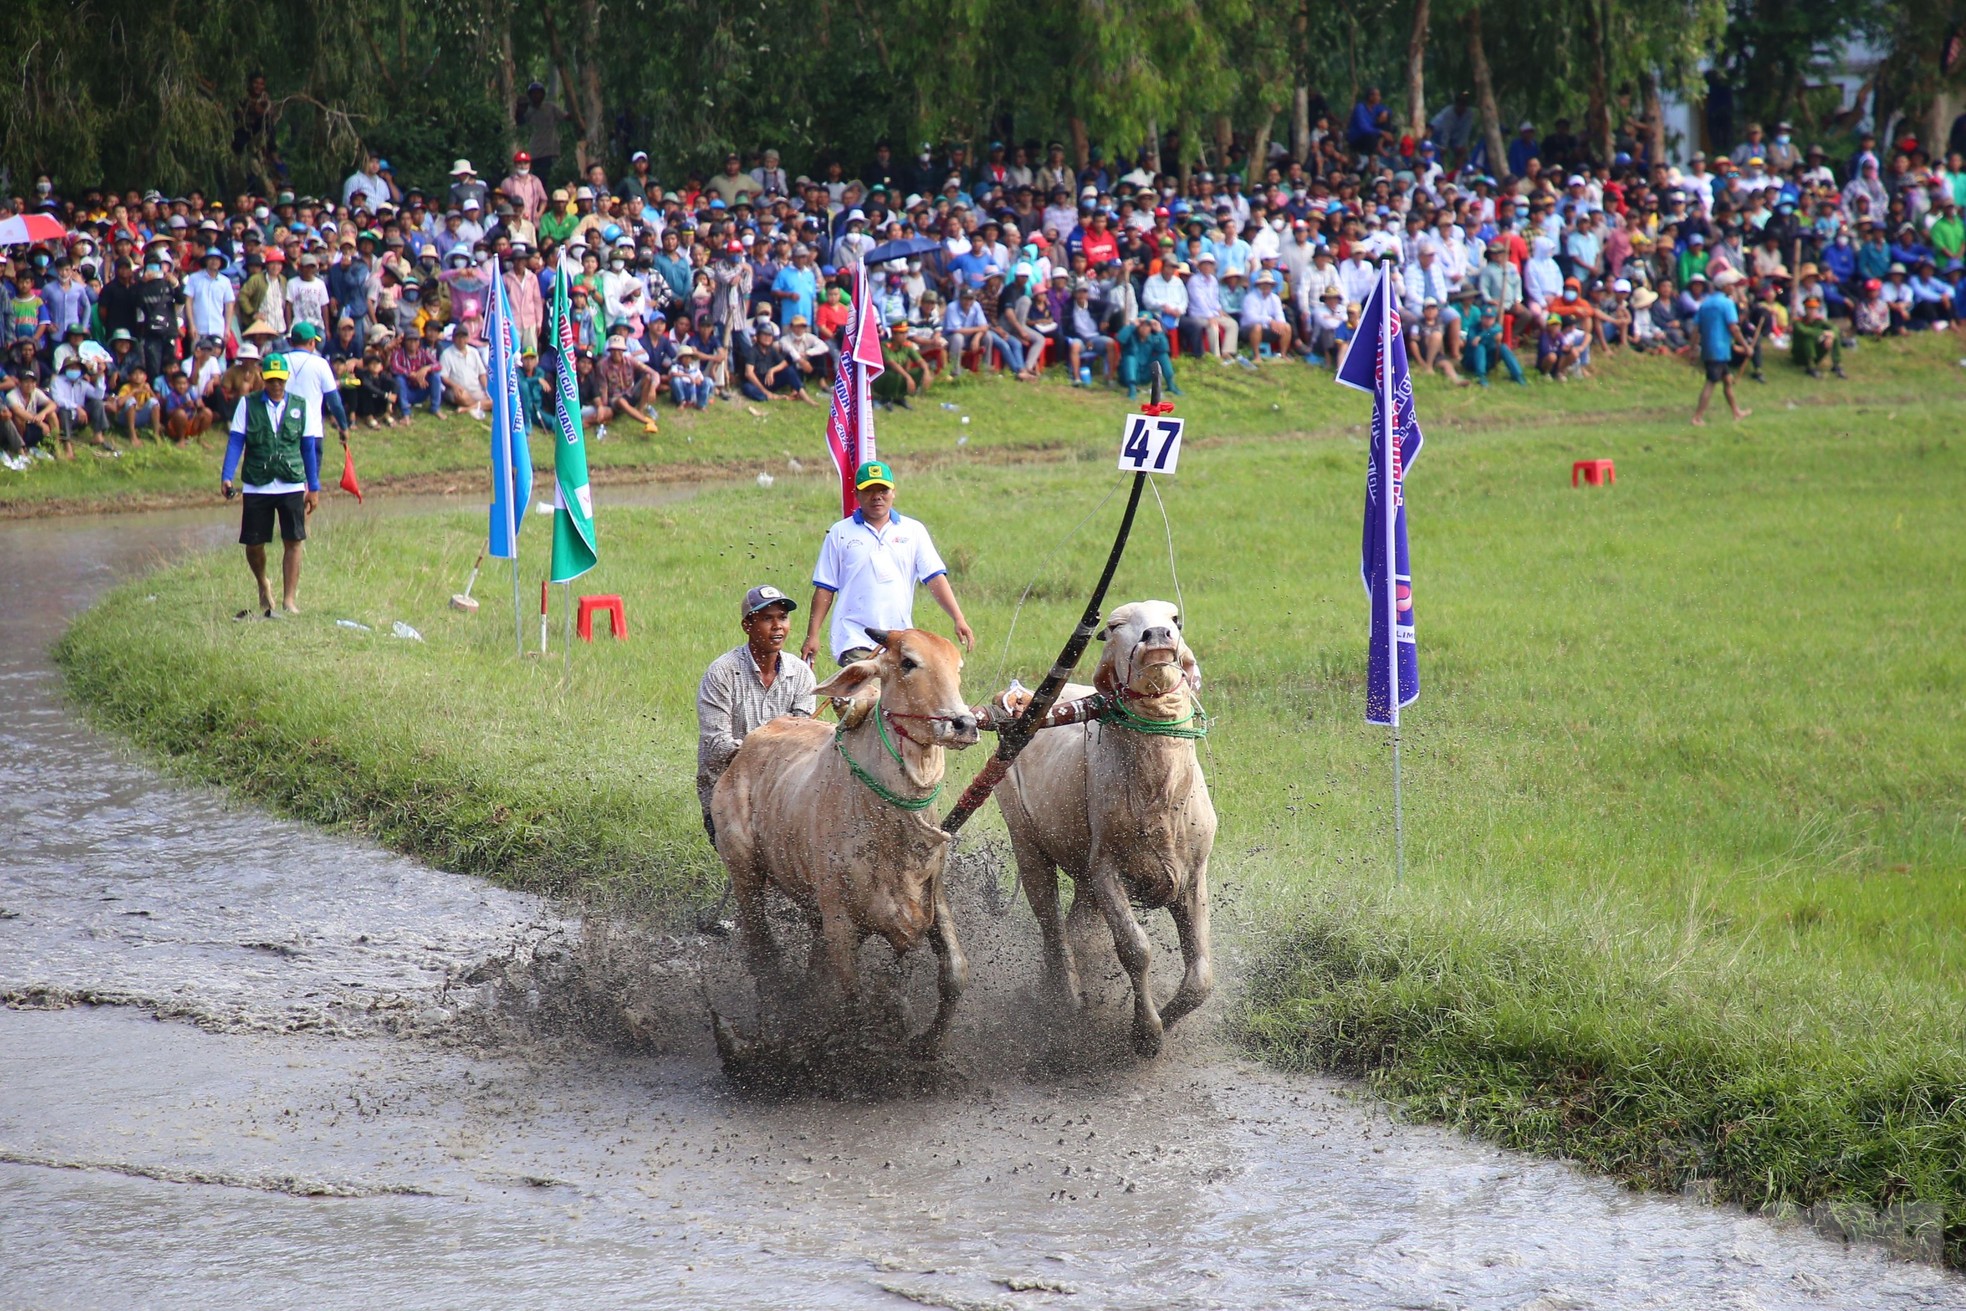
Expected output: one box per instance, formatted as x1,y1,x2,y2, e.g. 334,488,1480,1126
1146,116,1162,175
1465,7,1506,175
577,0,608,171
1584,0,1613,164
1642,69,1666,167
1212,113,1233,171
1293,1,1312,163
1070,115,1089,172
493,0,517,149
1405,0,1431,141
1932,90,1957,159
1249,109,1277,180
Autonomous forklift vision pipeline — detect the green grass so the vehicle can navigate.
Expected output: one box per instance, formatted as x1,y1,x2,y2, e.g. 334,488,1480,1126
54,335,1966,1264
10,330,1962,514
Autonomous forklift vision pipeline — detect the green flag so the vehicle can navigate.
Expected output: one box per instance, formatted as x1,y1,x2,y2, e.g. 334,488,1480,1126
546,259,598,583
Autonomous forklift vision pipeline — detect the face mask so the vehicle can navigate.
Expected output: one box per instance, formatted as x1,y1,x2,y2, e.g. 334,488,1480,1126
516,165,531,176
36,181,52,195
1776,135,1790,145
63,368,81,380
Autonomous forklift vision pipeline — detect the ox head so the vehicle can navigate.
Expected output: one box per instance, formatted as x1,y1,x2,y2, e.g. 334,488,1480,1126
1095,600,1200,703
812,627,981,748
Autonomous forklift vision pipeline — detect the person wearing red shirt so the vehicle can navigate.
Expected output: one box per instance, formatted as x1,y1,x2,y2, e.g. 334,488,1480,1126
1080,212,1120,266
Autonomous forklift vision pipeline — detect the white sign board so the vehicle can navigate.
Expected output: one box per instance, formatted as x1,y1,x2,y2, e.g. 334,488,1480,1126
1118,413,1185,474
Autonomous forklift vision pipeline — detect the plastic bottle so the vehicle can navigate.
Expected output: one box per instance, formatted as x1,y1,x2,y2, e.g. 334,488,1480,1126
1078,365,1092,385
390,621,424,642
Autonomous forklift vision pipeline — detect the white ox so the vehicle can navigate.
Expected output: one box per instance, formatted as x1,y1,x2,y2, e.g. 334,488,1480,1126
996,600,1215,1056
709,628,981,1049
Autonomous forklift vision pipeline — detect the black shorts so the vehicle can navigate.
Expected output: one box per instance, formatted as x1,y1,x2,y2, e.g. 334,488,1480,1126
1703,358,1732,383
239,490,307,545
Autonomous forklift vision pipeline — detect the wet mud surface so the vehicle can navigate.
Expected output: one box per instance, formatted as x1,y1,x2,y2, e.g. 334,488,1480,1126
3,505,1962,1310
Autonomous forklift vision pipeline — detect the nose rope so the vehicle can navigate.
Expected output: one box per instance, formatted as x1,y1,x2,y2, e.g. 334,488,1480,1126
833,698,944,810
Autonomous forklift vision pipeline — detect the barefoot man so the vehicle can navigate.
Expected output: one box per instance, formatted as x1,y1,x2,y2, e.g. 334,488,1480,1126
220,353,318,617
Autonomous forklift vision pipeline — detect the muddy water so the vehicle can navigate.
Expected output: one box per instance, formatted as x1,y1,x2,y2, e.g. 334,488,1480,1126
3,499,1961,1310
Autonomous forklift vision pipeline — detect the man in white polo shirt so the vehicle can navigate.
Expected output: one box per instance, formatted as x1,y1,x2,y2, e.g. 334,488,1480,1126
800,460,975,666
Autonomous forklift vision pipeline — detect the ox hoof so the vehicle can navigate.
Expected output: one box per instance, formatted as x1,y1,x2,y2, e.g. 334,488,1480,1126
1131,1017,1165,1059
711,1011,754,1066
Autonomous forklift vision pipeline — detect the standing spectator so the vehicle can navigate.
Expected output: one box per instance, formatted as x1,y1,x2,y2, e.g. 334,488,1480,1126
285,254,331,339
502,152,549,222
771,243,819,328
516,83,570,180
185,250,237,349
1690,271,1751,426
134,258,182,382
95,261,142,347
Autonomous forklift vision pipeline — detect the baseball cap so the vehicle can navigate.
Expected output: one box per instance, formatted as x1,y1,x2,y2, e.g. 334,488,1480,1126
260,353,291,381
291,322,321,341
855,460,895,490
742,584,796,618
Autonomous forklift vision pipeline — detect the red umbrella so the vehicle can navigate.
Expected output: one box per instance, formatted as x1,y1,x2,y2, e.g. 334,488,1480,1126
0,214,68,246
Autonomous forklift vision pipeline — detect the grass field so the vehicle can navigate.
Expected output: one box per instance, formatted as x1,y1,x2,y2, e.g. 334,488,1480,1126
9,330,1963,516
54,336,1966,1264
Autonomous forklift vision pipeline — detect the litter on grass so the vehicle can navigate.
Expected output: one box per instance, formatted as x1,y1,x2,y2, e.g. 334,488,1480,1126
390,621,423,642
335,619,373,633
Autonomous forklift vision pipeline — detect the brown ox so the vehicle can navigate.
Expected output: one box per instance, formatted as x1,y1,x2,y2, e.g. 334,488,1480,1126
996,600,1215,1056
709,627,981,1048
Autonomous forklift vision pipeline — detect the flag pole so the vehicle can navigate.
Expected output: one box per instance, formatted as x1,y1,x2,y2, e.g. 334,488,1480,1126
1381,260,1405,884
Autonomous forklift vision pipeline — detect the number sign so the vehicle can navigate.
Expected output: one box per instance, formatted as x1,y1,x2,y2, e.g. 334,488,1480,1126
1118,414,1185,474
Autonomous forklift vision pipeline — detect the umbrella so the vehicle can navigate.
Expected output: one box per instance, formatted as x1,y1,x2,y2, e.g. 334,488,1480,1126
0,213,68,246
861,235,942,265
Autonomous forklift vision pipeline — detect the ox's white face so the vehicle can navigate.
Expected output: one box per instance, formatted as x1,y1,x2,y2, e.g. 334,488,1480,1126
1096,600,1200,698
813,627,980,748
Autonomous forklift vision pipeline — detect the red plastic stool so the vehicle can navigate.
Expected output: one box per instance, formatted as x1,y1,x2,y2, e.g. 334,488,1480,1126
1572,459,1616,487
576,594,627,641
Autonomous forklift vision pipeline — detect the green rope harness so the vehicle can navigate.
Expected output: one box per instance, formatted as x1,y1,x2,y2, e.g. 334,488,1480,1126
835,703,944,811
1100,692,1211,739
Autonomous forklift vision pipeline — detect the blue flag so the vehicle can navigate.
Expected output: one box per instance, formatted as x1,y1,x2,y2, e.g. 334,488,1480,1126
487,259,533,560
1335,262,1422,726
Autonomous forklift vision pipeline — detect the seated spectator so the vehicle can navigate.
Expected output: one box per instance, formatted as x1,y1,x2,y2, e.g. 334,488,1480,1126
160,368,213,443
1407,299,1462,384
439,326,491,418
1239,269,1292,360
942,285,990,370
1463,303,1527,386
1306,286,1347,368
391,323,445,418
668,344,712,409
50,356,109,456
1790,297,1845,378
6,371,61,461
106,364,158,445
1117,315,1179,399
872,321,929,408
1061,281,1117,384
597,329,661,430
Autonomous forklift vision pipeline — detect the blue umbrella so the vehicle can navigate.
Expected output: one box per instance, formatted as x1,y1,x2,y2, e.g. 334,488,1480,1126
862,235,943,265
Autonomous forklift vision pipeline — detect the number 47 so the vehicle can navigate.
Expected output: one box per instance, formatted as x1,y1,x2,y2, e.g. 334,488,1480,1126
1118,415,1184,474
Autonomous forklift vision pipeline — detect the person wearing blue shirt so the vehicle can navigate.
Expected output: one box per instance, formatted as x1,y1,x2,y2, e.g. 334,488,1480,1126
1507,122,1541,179
1346,88,1384,159
771,244,819,328
1691,272,1750,426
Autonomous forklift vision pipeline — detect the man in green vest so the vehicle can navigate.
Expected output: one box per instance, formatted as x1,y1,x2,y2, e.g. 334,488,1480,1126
221,352,320,618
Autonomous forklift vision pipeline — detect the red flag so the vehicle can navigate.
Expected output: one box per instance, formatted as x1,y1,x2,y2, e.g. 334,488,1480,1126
339,442,365,504
823,266,887,519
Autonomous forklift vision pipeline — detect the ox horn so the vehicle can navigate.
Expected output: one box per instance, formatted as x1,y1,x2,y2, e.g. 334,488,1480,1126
863,627,892,650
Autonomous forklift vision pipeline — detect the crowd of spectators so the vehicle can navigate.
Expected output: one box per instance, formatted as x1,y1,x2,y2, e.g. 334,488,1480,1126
6,93,1966,465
